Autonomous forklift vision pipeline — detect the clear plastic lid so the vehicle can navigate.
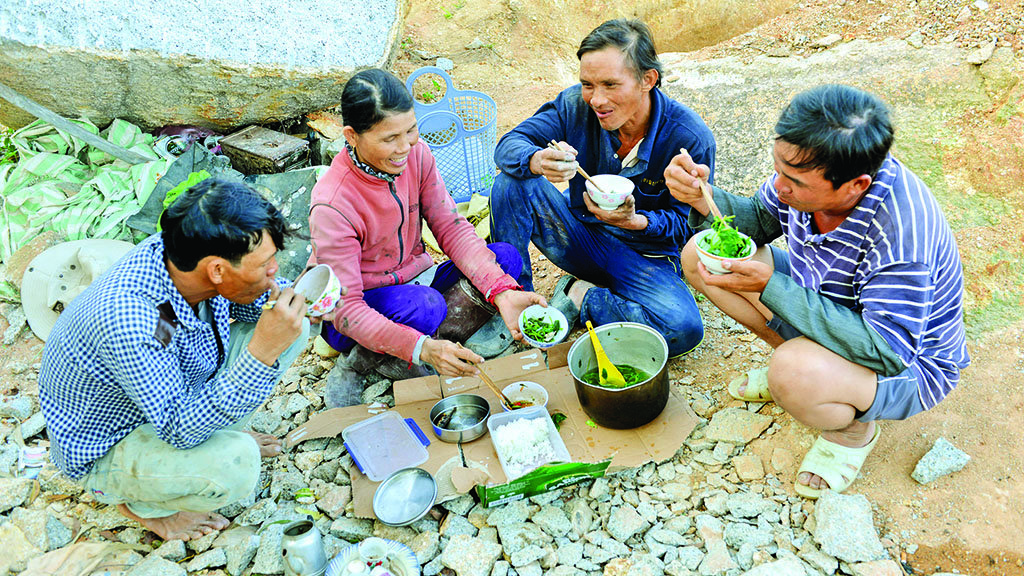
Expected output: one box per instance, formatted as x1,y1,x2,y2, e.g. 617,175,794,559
342,411,430,482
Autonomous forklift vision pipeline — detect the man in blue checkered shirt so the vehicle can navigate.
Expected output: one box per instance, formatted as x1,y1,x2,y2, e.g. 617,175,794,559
666,85,969,499
39,179,320,541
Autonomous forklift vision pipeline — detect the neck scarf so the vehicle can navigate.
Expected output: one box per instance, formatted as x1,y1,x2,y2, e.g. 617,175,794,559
346,142,397,183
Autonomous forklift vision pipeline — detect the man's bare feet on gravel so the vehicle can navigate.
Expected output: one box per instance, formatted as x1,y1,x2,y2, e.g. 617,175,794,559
246,431,283,457
117,504,229,541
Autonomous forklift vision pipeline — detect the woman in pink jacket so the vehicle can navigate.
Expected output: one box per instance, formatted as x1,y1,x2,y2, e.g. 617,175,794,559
309,69,545,385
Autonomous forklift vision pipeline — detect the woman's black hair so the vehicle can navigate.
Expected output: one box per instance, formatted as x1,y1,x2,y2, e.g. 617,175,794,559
160,178,291,272
342,68,415,134
774,84,895,187
576,19,663,88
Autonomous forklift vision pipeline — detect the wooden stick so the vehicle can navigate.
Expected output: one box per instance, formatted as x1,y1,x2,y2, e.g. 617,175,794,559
547,140,609,196
699,179,724,221
679,147,723,220
0,81,154,165
476,367,515,410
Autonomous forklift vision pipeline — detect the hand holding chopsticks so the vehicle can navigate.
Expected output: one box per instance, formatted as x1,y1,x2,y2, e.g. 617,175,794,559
452,343,514,409
547,140,610,196
672,147,722,220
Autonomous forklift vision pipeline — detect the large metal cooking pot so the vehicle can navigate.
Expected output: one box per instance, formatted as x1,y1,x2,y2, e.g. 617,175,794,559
567,322,669,429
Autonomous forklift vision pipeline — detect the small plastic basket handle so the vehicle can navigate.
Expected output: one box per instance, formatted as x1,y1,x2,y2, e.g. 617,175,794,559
405,66,458,116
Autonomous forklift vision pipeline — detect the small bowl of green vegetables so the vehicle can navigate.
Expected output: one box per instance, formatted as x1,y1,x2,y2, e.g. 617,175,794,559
518,304,569,349
693,215,755,275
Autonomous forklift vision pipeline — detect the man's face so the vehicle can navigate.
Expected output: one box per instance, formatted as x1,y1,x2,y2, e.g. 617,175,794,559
216,229,279,304
771,140,864,215
579,47,654,134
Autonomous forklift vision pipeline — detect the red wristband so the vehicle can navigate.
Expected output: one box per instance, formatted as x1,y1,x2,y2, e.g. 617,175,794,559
486,281,522,306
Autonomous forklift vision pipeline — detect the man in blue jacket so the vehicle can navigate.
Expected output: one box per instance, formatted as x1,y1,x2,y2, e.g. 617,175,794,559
489,18,716,357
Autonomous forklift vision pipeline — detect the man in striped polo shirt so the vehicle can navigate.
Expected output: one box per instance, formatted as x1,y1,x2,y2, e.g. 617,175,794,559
665,84,969,498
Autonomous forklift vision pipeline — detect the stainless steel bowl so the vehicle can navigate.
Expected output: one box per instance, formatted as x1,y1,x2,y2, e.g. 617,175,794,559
567,322,670,429
373,467,437,526
429,393,490,443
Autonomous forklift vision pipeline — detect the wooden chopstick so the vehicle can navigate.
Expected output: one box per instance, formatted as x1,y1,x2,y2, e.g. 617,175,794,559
699,179,724,221
680,147,723,220
547,140,610,196
476,367,515,411
456,343,515,409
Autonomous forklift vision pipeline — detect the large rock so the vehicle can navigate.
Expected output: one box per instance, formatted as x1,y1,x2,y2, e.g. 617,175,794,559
703,408,772,445
738,556,805,575
440,534,504,576
0,522,41,574
813,491,887,563
0,477,35,513
911,437,971,484
213,525,261,576
125,554,187,576
10,508,73,552
0,0,407,130
606,504,650,542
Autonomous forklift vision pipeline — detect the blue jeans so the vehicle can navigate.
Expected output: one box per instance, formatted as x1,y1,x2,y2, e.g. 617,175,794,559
489,173,703,356
321,242,522,353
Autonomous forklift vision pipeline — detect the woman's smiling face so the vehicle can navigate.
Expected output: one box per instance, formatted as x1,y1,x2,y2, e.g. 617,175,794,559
346,109,419,175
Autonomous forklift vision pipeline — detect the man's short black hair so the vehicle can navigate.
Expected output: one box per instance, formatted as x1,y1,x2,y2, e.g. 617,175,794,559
577,19,663,89
774,84,894,187
160,178,291,272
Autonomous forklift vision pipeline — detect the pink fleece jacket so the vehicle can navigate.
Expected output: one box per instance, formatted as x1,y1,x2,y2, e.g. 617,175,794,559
309,140,516,362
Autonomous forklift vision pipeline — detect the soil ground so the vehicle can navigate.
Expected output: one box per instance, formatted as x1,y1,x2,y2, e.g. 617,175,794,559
390,1,1024,575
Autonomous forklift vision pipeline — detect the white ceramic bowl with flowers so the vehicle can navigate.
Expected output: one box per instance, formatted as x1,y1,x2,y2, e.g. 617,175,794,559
585,174,634,210
293,264,342,316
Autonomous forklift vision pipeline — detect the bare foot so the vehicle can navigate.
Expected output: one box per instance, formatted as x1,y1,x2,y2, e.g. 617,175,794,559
247,431,283,457
117,504,228,541
568,279,597,309
797,421,875,491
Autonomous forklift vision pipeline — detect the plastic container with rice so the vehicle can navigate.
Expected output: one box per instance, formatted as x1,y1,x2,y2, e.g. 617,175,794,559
487,406,570,479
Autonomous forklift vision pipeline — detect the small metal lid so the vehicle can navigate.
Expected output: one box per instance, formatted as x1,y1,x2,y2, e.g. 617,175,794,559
373,467,437,526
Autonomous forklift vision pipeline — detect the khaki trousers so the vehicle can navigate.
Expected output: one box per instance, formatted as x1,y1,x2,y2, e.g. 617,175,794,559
82,319,309,518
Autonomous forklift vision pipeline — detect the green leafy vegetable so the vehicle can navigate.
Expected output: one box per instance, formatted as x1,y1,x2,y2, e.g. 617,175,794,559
581,364,651,388
550,412,568,430
699,215,751,259
522,314,562,343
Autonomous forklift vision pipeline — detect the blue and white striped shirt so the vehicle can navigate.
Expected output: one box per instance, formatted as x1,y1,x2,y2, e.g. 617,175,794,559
759,155,969,409
39,235,281,479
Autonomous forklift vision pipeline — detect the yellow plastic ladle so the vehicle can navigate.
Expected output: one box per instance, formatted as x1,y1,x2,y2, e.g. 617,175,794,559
585,321,627,387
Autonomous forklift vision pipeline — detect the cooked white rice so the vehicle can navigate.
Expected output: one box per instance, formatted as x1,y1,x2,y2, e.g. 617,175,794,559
492,417,556,478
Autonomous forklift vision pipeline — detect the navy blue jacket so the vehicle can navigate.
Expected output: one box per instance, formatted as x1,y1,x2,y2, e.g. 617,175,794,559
494,85,716,256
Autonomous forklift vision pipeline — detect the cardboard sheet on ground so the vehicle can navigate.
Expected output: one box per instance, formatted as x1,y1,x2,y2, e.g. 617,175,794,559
286,344,698,516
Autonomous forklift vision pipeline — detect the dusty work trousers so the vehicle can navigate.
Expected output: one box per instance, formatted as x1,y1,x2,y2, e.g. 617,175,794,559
489,173,704,357
82,319,310,519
